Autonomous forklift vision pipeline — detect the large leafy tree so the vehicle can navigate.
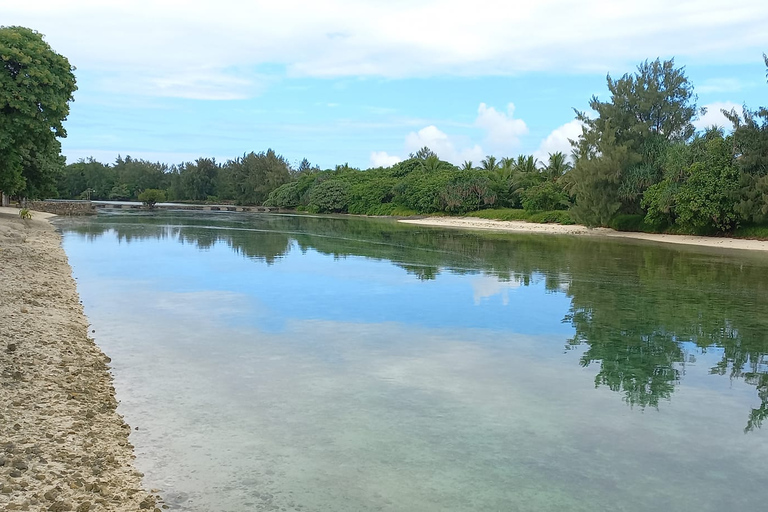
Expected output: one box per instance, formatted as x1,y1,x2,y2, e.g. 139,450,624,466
0,26,77,198
227,149,292,205
570,58,698,225
722,53,768,223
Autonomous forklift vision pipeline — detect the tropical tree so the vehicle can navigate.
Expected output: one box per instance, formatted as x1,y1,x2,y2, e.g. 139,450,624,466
480,155,499,172
180,157,219,201
227,149,292,205
0,26,77,199
569,58,699,225
410,146,437,160
461,160,474,171
543,152,572,182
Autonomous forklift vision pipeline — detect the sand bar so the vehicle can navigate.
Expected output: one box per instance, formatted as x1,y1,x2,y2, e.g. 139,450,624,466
399,216,768,252
0,208,157,511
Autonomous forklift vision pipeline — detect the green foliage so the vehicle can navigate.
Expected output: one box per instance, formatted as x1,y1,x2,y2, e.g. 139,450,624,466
468,208,531,221
607,214,663,232
568,130,634,226
228,149,292,205
18,207,31,219
0,26,77,198
308,180,349,213
527,210,574,224
733,223,768,240
138,188,166,208
179,158,218,201
522,181,569,212
570,58,697,225
642,133,740,234
58,158,115,199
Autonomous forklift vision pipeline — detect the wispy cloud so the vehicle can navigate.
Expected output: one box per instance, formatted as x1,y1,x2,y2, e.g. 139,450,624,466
5,0,767,99
694,101,742,130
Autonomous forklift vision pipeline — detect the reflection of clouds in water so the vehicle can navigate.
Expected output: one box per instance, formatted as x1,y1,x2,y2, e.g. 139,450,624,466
153,290,258,319
471,275,522,305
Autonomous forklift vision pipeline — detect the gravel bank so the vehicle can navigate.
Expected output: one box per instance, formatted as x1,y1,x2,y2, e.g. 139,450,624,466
0,209,159,511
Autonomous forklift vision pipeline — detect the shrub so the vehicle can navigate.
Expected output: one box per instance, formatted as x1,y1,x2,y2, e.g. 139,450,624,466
138,188,166,208
528,210,575,224
521,181,570,212
308,180,349,213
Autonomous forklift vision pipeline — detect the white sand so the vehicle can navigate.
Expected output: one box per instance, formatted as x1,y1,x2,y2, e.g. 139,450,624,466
0,211,159,511
399,216,768,252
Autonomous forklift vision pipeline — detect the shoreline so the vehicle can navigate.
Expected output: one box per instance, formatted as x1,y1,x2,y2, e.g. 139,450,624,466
399,216,768,252
0,208,157,511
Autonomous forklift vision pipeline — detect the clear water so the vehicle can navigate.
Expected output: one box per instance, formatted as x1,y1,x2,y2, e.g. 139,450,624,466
54,212,768,512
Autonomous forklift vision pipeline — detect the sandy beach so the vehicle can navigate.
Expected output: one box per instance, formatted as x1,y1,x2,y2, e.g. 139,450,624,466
399,216,768,252
0,207,157,511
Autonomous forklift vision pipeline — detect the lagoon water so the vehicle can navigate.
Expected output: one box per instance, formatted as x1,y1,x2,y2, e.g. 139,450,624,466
55,212,768,511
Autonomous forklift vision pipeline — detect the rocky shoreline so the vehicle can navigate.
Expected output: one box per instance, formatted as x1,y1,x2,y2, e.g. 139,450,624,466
0,209,159,511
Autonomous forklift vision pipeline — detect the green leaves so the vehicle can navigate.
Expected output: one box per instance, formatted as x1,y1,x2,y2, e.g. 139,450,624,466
0,26,76,197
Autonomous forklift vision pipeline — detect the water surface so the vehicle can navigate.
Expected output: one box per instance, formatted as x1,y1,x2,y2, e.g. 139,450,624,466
55,212,768,511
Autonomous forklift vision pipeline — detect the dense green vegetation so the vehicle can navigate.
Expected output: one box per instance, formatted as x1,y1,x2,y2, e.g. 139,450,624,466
54,56,768,237
5,25,768,237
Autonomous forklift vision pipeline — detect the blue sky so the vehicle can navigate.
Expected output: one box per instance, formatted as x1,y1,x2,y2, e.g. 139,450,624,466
5,0,768,169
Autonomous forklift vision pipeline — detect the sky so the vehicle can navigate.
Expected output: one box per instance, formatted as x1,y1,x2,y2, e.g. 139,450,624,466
4,0,768,169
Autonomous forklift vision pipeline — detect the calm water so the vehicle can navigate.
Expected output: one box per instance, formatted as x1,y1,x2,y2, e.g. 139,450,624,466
54,212,768,512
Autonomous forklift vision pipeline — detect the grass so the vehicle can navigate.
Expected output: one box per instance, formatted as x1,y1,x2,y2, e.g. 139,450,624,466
733,224,768,240
466,208,575,225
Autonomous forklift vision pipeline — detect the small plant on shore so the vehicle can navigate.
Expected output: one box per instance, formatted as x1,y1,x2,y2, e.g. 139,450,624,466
18,208,32,220
138,189,166,209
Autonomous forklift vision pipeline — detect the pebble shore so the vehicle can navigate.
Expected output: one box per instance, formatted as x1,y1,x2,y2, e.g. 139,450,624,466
1,209,160,511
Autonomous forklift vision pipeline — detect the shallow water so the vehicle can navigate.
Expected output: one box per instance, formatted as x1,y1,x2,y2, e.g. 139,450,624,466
55,212,768,511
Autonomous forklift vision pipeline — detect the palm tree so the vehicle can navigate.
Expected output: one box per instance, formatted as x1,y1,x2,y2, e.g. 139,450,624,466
480,155,499,172
544,152,572,182
461,160,474,171
420,155,450,173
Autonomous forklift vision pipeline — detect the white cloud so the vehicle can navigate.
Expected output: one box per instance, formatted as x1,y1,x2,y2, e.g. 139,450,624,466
404,125,484,165
369,151,401,168
533,120,584,162
475,103,528,153
694,101,742,130
4,0,767,99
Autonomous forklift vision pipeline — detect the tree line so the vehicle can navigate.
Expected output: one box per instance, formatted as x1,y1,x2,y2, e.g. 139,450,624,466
4,25,768,235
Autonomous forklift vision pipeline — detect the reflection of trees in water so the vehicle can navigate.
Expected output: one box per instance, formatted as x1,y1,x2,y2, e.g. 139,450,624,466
60,212,768,431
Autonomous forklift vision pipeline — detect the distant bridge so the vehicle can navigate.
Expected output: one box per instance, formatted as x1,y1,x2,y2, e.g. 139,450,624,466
92,201,284,213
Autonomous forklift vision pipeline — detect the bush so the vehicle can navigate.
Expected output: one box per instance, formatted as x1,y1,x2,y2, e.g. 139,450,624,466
528,210,574,224
467,209,532,221
308,180,349,213
138,188,166,208
733,223,768,240
608,214,666,233
521,181,570,212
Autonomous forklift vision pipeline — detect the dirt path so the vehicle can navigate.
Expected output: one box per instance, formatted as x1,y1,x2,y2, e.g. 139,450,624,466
1,210,159,511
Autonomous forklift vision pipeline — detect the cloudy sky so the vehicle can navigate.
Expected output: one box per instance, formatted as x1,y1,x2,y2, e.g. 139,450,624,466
4,0,768,169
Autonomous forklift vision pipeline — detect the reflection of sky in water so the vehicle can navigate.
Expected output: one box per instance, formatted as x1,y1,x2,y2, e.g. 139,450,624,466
64,231,575,336
58,223,768,512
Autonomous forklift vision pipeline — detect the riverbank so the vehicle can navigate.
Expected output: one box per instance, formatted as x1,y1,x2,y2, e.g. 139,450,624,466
0,208,158,511
399,216,768,252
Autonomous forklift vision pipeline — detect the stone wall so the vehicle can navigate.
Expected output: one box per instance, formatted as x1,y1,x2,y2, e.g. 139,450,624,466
28,200,96,216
